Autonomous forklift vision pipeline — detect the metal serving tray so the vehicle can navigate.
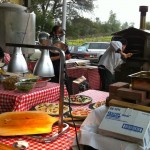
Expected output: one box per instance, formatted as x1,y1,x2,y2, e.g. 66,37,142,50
128,71,150,91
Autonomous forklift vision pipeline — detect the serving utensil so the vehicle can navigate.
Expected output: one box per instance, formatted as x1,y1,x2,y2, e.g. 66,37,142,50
23,123,69,143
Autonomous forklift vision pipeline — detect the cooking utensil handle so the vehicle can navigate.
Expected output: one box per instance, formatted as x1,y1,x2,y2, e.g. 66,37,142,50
43,123,69,143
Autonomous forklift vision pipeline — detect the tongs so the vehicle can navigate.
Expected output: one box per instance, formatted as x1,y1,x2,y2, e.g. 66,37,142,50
41,123,69,143
24,123,69,143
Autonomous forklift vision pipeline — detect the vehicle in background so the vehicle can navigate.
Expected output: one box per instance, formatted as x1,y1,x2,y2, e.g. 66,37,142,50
69,42,110,64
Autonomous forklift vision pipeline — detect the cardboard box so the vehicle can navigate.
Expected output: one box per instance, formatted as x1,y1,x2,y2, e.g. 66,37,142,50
98,106,150,147
109,99,150,113
72,76,89,94
73,76,86,84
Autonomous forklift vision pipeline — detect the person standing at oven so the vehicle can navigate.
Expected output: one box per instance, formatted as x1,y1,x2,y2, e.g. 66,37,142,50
49,25,71,83
98,38,133,92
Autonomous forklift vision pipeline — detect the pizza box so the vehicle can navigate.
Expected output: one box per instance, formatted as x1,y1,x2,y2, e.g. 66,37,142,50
73,76,86,84
98,106,150,147
72,76,89,94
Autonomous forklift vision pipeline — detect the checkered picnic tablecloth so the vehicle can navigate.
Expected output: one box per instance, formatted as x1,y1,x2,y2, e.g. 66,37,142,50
0,90,109,150
0,126,76,150
0,82,68,113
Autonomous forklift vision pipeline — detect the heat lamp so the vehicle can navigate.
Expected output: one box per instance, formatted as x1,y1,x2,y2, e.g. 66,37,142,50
33,32,54,77
6,42,68,140
7,47,28,73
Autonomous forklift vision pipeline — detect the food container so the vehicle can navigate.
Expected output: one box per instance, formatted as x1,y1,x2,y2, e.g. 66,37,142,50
20,78,38,83
35,79,49,88
2,76,19,90
20,77,49,88
15,82,35,92
128,71,150,91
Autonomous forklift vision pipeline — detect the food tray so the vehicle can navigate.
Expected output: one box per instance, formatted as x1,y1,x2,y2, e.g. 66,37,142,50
128,71,150,91
0,111,58,136
35,80,49,88
15,82,35,92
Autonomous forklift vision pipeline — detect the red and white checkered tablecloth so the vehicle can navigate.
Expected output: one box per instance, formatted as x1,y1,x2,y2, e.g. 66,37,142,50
66,66,101,90
72,89,109,110
0,90,109,150
0,82,68,113
0,126,77,150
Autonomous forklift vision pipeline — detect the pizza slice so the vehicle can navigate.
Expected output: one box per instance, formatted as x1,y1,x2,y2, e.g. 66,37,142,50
93,101,106,109
35,103,69,116
71,108,92,118
64,95,92,104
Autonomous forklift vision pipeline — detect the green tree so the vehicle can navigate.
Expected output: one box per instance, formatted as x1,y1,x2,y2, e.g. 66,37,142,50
107,10,121,33
121,22,129,30
66,17,95,38
31,0,94,32
146,22,150,30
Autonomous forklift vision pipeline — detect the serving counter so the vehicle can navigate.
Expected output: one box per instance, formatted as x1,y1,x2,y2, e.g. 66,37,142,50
0,82,68,113
66,66,101,94
27,59,91,72
72,105,147,150
0,90,109,150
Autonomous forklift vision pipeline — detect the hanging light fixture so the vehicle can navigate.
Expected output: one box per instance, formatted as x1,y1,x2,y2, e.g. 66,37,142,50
7,47,28,73
6,42,66,134
33,49,54,77
33,32,54,77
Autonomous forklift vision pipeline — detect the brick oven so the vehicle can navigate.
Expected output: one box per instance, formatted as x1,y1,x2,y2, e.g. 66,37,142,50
111,6,150,83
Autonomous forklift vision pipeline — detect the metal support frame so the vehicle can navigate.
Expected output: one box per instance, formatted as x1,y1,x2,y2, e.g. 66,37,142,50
6,43,66,133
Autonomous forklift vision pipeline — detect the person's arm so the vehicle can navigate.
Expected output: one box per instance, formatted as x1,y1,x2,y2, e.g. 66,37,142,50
111,41,133,59
117,49,133,59
51,41,71,61
51,55,60,61
121,52,133,59
51,54,71,61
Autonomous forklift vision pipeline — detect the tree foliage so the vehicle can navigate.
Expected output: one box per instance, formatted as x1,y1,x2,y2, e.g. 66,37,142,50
146,22,150,30
2,0,149,39
31,0,94,32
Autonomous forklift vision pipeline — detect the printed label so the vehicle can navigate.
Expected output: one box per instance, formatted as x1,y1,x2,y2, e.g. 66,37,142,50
122,123,143,133
105,111,120,120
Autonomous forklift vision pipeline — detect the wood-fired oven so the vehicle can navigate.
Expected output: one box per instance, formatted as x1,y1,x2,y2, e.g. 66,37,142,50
111,6,150,83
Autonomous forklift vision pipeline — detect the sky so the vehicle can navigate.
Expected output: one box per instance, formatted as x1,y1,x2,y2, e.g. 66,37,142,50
83,0,150,28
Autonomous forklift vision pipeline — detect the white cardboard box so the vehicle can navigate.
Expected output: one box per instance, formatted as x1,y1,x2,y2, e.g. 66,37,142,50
98,106,150,147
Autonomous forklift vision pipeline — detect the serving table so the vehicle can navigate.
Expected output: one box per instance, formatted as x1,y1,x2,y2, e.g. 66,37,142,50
0,82,68,113
72,105,148,150
66,66,101,94
0,89,109,150
27,59,91,72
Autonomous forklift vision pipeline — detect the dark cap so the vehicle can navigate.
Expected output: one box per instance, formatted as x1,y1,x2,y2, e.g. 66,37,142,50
119,38,128,45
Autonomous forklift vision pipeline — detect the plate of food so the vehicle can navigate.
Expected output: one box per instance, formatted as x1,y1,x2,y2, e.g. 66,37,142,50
31,103,71,116
64,95,92,105
71,108,92,119
89,101,106,109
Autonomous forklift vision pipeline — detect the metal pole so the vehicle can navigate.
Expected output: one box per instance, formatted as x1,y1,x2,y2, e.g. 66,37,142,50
62,0,67,42
24,0,31,7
